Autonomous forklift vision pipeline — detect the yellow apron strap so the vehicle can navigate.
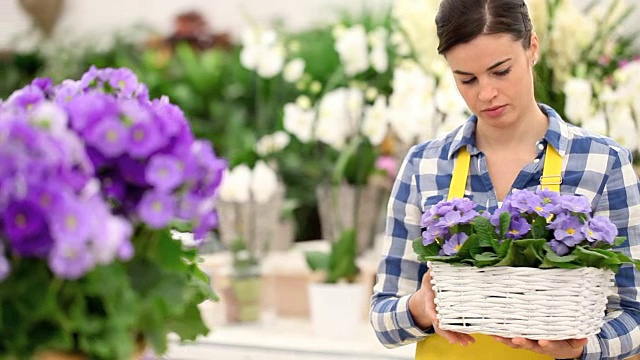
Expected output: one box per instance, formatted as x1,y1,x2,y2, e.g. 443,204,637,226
415,144,562,360
447,146,470,201
540,144,562,192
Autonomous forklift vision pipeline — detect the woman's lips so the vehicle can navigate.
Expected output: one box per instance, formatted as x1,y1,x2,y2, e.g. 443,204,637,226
482,105,507,117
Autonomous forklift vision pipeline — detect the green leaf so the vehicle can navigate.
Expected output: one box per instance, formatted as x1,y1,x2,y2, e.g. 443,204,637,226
495,239,547,267
497,239,512,257
473,216,497,242
472,252,500,267
305,251,330,272
412,238,440,257
167,303,209,341
572,246,616,270
327,229,359,283
530,216,549,239
456,234,480,260
499,211,511,239
613,236,626,247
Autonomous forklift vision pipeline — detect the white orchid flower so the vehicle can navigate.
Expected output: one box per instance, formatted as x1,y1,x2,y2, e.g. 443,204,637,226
362,95,389,146
334,24,370,77
283,103,315,143
250,160,279,204
283,58,305,83
563,78,594,124
255,131,291,156
369,27,389,73
219,165,252,203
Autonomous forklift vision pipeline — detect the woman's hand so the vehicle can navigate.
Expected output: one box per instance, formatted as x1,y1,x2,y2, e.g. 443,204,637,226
493,336,586,359
409,270,476,346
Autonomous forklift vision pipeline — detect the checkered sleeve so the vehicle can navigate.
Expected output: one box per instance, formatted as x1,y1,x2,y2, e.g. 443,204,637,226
583,148,640,360
369,147,434,348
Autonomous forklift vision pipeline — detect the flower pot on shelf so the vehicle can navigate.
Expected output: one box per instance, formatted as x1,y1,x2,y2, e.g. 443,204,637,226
217,186,294,255
221,266,263,323
316,183,385,254
308,281,367,339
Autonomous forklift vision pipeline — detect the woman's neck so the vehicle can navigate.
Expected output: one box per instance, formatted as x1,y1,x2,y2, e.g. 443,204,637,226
475,104,548,152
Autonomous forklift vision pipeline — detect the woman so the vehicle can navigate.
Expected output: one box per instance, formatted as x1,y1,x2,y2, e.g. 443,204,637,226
369,0,640,359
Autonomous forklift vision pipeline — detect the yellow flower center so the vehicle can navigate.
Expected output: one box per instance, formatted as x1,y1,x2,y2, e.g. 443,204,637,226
65,215,78,230
106,129,118,142
40,194,51,207
454,244,462,251
152,201,163,213
567,228,575,235
134,130,145,141
15,214,27,228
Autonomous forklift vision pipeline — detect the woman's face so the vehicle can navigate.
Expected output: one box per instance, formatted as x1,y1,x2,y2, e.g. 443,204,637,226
444,33,539,129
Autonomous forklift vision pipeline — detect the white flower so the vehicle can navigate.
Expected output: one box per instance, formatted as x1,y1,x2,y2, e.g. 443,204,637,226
580,111,608,137
295,95,312,110
334,24,370,77
283,58,305,83
257,43,285,78
250,161,279,203
283,103,315,143
392,0,441,72
255,131,291,156
240,27,286,78
435,74,469,118
362,95,389,146
315,88,354,149
607,105,638,152
369,27,389,73
387,61,438,144
547,2,596,86
563,78,594,124
219,165,252,202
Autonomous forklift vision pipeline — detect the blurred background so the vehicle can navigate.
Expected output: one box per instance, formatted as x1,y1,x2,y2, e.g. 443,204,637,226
2,0,640,359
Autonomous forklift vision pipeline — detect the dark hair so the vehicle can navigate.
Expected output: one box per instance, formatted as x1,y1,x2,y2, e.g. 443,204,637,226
435,0,533,54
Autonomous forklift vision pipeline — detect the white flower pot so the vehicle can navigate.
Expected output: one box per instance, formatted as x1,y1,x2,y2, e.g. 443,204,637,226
308,282,366,339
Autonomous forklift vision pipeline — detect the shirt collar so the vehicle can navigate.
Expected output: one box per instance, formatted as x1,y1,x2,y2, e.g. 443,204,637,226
447,103,569,159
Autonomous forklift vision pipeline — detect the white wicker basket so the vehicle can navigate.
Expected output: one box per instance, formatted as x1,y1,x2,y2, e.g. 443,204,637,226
429,261,615,340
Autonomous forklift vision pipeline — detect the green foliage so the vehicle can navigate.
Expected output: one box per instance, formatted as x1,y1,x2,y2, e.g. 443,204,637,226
0,227,216,359
305,229,359,283
413,231,640,272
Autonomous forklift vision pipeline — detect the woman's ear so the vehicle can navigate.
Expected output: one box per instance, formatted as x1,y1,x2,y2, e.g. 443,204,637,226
529,32,540,66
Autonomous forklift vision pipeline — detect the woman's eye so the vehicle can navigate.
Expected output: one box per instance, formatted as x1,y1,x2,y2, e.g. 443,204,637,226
461,77,477,85
495,68,511,77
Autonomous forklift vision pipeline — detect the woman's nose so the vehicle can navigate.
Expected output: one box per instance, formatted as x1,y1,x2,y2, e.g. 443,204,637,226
478,82,498,102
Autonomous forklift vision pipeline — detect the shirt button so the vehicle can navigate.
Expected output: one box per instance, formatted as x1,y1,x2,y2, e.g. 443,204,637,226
533,158,540,163
537,143,544,150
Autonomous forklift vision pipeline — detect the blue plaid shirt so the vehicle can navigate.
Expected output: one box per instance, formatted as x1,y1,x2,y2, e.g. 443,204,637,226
369,104,640,360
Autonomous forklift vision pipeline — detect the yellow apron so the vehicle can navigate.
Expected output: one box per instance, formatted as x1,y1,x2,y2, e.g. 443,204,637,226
415,145,562,360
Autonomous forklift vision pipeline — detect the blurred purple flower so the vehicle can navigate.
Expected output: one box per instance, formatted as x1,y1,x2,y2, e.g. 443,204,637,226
48,239,94,279
137,191,176,229
3,200,52,257
108,68,139,98
84,117,128,158
127,121,164,158
6,85,45,110
146,155,185,192
549,239,570,256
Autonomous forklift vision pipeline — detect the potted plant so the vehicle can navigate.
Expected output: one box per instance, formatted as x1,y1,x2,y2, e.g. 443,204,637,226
0,66,226,359
413,189,640,339
304,229,366,339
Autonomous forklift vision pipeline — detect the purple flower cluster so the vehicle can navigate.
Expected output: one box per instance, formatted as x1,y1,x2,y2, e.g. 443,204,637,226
421,197,478,255
0,67,227,281
421,188,617,256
